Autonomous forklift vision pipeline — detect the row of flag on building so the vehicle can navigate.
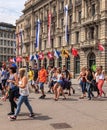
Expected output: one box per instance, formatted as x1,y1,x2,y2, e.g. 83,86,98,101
9,43,105,63
29,48,78,62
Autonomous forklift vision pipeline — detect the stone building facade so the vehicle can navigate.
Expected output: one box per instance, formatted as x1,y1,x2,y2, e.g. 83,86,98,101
0,22,16,66
16,0,107,77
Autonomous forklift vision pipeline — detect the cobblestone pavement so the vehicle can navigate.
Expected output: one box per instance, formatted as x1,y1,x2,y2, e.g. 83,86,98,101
0,79,107,130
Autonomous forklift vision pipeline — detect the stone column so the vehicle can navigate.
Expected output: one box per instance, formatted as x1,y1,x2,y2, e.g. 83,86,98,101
84,0,87,19
101,0,107,12
43,7,45,33
81,0,85,19
72,0,76,23
31,12,35,54
56,0,59,28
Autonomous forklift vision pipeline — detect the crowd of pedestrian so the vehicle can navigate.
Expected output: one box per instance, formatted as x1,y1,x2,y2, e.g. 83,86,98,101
0,63,107,120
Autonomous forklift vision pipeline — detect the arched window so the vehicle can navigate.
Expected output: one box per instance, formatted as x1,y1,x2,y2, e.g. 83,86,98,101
43,58,47,69
49,59,54,67
66,56,70,70
88,52,96,68
58,56,62,68
74,56,80,74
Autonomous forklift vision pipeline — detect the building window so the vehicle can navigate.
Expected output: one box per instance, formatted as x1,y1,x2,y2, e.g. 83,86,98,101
78,11,81,23
38,60,41,68
76,31,79,43
85,28,87,40
59,36,62,47
53,6,56,14
4,33,6,38
53,22,55,33
0,40,3,45
4,40,6,46
61,1,64,10
96,25,98,39
69,15,72,28
43,58,47,69
67,34,70,45
49,59,54,67
51,39,54,48
61,18,64,29
69,0,72,4
0,32,3,37
88,52,96,69
74,56,80,74
90,27,94,39
65,57,70,70
66,56,70,70
44,40,47,49
92,4,95,16
58,56,62,68
4,48,6,53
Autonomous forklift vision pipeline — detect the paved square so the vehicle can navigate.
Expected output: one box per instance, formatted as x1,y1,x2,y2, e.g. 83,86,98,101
0,79,107,130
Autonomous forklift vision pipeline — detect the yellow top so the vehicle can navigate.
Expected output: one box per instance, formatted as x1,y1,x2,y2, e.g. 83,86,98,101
28,70,34,81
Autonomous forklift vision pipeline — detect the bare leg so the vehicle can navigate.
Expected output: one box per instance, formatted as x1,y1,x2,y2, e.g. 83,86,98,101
53,83,58,99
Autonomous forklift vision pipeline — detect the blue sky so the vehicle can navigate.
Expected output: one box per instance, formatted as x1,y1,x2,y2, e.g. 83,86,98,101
0,0,26,25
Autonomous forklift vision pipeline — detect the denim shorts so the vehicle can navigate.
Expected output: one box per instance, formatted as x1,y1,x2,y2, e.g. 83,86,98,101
39,82,44,90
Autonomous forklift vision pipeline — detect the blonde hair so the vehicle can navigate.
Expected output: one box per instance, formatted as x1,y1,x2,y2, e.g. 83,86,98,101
81,66,87,71
19,68,26,78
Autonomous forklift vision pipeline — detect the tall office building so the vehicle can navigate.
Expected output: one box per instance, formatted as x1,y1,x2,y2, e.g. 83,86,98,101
0,22,16,66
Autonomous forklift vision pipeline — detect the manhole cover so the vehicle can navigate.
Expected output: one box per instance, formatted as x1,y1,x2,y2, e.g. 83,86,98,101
50,123,72,129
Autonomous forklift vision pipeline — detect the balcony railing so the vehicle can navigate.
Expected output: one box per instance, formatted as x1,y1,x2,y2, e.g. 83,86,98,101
80,40,97,49
82,14,101,25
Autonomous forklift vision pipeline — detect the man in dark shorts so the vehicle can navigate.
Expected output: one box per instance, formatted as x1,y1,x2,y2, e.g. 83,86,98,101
62,65,75,96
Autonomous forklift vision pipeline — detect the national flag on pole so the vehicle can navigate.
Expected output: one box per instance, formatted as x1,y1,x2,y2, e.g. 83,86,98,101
30,55,34,61
35,19,40,48
72,48,78,57
34,54,39,62
47,52,53,59
19,29,24,50
98,44,104,51
9,58,16,63
54,50,60,59
62,49,69,58
13,58,16,63
64,5,68,43
48,13,52,47
16,56,22,62
38,52,44,60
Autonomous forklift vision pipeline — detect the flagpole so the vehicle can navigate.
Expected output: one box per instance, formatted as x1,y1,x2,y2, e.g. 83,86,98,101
48,0,51,48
